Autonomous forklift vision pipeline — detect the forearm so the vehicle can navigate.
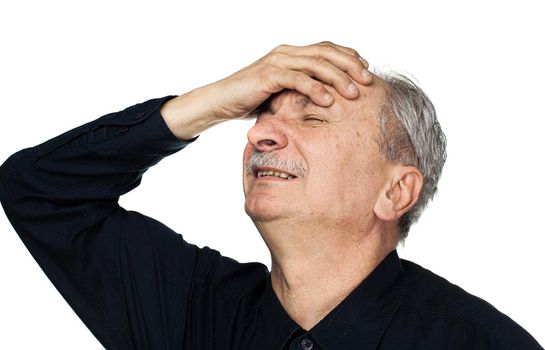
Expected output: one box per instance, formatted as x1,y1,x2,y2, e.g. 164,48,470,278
0,96,192,249
160,85,227,140
0,96,202,349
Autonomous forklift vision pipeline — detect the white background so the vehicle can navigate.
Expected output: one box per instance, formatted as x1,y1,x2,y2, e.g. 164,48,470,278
1,0,543,348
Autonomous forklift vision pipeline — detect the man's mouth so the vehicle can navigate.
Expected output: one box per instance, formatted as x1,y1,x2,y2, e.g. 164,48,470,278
253,167,297,180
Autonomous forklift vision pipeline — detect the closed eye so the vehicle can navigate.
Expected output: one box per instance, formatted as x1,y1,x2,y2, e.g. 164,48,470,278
303,115,326,123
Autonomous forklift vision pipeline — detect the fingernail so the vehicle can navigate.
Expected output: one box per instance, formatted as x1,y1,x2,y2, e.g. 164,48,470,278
323,93,333,103
348,83,358,95
362,69,372,80
359,56,369,68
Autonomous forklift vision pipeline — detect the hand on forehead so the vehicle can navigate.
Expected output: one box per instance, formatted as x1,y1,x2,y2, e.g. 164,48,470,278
265,76,388,117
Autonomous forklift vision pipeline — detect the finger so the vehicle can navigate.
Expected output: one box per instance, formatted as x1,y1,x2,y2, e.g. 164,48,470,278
266,53,360,99
317,41,366,65
274,42,372,85
274,42,362,61
328,44,370,70
265,68,334,107
306,42,373,85
275,41,369,69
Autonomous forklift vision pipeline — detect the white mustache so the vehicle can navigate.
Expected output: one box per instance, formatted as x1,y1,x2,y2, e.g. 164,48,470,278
246,151,306,178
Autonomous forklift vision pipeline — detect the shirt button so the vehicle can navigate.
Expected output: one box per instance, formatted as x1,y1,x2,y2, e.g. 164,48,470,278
134,112,146,120
301,338,314,350
120,126,129,133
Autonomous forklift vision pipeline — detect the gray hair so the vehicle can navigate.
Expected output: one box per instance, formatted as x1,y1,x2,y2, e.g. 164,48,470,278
373,71,447,241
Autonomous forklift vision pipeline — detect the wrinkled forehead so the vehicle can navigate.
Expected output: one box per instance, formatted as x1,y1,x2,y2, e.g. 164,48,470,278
261,77,390,118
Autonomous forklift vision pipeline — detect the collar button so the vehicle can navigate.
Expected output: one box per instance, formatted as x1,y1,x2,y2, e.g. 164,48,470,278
134,112,146,120
301,338,314,350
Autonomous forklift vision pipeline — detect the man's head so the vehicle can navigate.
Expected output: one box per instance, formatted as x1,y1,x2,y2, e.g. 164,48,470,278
242,73,446,243
374,72,447,240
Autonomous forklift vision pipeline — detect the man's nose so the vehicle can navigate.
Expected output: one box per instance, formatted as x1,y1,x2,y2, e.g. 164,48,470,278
247,118,288,152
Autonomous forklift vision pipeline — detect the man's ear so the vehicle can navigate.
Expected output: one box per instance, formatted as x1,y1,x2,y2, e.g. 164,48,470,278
374,165,423,222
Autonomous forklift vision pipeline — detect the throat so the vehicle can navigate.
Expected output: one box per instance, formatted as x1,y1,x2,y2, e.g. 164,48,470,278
271,276,353,330
269,244,393,331
259,217,398,330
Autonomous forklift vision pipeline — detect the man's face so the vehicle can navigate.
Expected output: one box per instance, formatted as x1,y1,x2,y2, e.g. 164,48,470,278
243,79,391,230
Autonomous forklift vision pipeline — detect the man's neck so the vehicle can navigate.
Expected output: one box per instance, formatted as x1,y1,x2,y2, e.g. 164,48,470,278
258,219,398,331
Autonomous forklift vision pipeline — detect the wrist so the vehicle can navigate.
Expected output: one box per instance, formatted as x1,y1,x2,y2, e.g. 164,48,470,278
160,86,225,140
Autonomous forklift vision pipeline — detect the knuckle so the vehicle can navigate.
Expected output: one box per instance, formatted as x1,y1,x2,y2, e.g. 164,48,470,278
308,80,323,92
347,48,359,57
272,44,289,52
318,40,334,46
265,52,284,65
358,57,369,69
338,76,353,88
310,56,327,66
323,46,337,56
293,74,308,85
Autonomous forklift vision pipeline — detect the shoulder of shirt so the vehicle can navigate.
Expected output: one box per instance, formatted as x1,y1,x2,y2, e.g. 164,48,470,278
199,246,269,299
399,258,541,350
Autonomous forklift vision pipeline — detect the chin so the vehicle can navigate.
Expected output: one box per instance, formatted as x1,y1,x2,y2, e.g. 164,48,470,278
244,198,285,223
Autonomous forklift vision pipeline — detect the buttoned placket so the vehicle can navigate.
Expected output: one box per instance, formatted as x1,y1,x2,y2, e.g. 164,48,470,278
288,333,320,350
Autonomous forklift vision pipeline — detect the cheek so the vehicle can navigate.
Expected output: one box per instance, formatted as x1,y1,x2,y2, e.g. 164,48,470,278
336,137,383,204
306,142,356,202
242,143,252,163
242,143,253,193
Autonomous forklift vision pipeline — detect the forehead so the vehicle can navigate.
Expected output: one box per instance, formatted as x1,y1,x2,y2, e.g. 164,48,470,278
266,77,390,119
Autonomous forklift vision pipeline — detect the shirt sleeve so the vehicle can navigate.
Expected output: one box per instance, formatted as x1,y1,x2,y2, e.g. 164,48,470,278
0,96,205,350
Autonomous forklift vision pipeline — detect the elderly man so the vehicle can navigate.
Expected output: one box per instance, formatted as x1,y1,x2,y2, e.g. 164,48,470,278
0,42,541,349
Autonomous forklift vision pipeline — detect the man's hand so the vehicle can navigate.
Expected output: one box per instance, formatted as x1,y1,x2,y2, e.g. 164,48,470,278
161,42,372,140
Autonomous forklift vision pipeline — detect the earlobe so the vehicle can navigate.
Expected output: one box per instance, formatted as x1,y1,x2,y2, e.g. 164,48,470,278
374,166,423,222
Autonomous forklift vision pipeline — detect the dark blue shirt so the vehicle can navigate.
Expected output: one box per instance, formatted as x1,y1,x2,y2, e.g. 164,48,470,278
0,96,542,350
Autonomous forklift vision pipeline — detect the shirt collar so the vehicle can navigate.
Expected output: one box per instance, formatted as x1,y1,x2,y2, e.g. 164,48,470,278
253,273,301,350
254,249,407,350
